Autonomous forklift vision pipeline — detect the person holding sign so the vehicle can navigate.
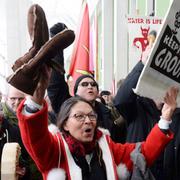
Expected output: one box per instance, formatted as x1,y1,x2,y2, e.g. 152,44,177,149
114,30,180,179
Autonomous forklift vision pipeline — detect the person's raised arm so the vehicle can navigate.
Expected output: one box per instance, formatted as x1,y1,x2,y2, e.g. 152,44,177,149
142,86,179,166
47,24,73,114
47,62,71,114
113,61,144,122
109,87,179,171
114,62,144,105
114,39,154,109
17,64,60,172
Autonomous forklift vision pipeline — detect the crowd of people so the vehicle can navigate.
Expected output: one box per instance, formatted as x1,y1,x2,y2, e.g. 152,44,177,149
0,3,180,180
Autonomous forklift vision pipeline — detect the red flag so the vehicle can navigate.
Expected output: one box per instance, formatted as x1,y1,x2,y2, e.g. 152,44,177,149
69,3,92,85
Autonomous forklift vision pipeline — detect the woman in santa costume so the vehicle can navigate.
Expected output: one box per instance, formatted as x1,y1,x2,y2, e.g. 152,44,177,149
17,65,178,180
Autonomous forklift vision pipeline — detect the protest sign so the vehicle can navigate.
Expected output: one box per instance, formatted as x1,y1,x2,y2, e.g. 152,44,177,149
128,16,162,71
134,0,180,105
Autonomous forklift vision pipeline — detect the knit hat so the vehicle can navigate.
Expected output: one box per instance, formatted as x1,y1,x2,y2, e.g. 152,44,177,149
74,75,99,95
100,90,111,97
49,23,67,67
50,23,67,37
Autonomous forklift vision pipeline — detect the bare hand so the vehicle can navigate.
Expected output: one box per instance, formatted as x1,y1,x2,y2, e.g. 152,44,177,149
161,86,179,121
141,45,152,65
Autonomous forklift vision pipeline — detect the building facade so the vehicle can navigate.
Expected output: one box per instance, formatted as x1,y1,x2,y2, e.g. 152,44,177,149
0,0,172,94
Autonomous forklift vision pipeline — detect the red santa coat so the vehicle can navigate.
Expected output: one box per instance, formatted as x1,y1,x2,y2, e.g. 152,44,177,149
17,101,173,180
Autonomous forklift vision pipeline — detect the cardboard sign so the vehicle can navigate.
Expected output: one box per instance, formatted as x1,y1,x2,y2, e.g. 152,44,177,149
134,0,180,105
128,16,163,70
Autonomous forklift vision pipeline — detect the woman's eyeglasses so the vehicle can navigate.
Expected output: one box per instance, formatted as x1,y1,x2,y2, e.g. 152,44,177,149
69,113,97,122
79,81,97,87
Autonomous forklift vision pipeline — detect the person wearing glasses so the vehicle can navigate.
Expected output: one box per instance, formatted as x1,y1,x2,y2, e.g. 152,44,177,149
17,64,178,180
47,33,121,142
47,22,120,141
49,73,120,141
48,62,117,140
0,85,32,179
73,75,114,133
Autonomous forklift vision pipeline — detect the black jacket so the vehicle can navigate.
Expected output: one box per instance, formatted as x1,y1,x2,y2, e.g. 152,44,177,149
163,108,180,180
114,61,160,142
114,61,180,180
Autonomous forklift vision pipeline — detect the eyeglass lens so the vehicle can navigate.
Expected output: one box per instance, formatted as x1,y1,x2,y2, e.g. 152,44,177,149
72,113,97,121
80,82,97,87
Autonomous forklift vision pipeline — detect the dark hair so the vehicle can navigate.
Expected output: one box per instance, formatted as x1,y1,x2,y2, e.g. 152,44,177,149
149,30,157,38
57,96,94,131
50,22,67,37
100,90,111,96
74,75,99,94
49,22,67,67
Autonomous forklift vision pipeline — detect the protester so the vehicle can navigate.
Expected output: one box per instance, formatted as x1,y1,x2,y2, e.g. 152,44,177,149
17,64,178,180
100,90,112,105
47,23,123,142
0,85,29,179
0,85,42,179
113,31,180,179
99,90,127,143
114,29,158,143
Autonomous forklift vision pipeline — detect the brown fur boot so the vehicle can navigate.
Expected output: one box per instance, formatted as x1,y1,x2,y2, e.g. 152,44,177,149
12,4,49,72
7,29,75,95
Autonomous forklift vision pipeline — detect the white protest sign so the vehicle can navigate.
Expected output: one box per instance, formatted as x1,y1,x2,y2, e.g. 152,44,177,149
134,0,180,106
128,16,163,71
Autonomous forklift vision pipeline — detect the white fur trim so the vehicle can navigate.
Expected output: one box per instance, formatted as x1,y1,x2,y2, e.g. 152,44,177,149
117,163,130,180
98,134,116,180
47,168,65,180
62,137,82,179
48,124,60,135
98,127,110,135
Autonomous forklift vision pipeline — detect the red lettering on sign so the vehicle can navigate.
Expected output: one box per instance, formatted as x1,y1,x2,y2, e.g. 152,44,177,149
128,18,144,24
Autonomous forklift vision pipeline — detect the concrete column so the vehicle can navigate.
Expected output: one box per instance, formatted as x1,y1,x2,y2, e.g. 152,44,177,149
101,0,113,91
146,0,155,16
0,0,8,94
114,0,129,92
6,0,31,74
130,0,137,15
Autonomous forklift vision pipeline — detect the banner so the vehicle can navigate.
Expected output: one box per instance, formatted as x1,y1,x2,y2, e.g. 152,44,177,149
128,16,163,70
134,0,180,105
69,3,92,85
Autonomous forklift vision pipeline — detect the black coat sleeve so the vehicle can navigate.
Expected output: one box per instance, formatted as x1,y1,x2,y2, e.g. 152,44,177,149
47,51,71,114
113,61,144,122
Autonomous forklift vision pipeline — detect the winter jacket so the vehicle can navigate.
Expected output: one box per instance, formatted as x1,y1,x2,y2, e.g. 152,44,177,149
163,108,180,180
114,61,160,143
17,100,173,180
114,61,180,180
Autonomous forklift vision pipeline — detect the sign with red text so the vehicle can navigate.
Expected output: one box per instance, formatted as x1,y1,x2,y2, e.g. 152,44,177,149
128,16,163,70
134,0,180,106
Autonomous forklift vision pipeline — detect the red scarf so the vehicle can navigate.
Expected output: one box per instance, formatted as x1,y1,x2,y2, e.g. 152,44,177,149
63,129,102,157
